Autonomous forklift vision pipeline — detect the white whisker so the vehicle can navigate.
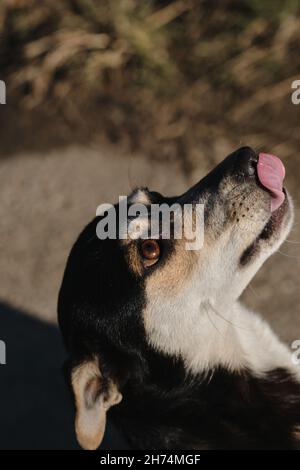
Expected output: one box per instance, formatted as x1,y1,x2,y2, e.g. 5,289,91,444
275,250,300,259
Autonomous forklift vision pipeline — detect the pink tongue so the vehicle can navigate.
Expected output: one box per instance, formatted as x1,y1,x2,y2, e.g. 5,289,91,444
257,153,285,212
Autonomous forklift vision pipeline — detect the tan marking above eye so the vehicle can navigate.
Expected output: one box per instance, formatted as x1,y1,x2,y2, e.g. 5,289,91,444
140,240,161,267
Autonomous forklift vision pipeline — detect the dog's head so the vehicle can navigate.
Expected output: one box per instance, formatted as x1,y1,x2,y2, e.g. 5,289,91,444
58,146,293,449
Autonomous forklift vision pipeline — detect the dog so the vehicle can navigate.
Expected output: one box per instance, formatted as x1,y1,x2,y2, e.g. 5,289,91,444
58,146,300,450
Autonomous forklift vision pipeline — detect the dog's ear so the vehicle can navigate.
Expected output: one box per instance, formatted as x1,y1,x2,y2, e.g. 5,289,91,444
71,357,122,450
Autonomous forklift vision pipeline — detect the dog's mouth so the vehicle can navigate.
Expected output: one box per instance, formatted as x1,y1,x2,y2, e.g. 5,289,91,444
240,195,288,266
256,152,286,212
240,152,289,266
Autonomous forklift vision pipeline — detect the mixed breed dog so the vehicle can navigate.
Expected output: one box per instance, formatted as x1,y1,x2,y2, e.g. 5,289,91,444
58,146,300,449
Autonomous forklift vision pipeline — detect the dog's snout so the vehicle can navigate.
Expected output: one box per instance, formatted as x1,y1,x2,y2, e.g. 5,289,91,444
177,146,259,204
232,146,258,178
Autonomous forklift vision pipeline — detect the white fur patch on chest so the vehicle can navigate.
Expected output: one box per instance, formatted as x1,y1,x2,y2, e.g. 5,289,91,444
144,293,300,379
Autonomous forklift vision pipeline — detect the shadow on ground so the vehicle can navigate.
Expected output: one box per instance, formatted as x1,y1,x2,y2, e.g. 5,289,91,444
0,301,127,450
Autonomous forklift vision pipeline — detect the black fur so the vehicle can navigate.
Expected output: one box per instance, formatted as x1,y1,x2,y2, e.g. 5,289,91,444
112,361,300,449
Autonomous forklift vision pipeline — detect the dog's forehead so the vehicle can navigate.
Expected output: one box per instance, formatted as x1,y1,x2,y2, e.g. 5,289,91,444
128,187,167,205
128,188,151,205
120,187,169,242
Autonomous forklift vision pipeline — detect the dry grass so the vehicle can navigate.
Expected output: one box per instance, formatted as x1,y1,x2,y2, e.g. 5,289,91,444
0,0,300,168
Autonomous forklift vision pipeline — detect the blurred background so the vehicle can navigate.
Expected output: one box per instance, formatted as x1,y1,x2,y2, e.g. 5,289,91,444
0,0,299,449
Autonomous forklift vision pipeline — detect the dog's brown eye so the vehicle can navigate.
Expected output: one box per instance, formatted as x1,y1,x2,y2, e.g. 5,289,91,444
140,240,160,267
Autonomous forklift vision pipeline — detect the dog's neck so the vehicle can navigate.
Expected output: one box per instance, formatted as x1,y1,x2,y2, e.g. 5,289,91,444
145,299,299,379
114,327,300,449
112,300,300,449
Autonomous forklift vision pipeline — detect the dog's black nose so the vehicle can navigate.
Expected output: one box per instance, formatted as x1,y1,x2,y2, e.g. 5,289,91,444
177,146,259,204
233,146,258,178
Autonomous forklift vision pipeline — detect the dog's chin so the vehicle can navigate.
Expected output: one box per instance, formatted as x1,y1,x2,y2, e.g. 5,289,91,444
240,190,293,267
